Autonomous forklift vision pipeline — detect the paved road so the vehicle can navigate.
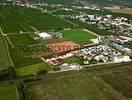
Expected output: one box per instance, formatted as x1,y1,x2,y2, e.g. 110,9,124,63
83,29,99,37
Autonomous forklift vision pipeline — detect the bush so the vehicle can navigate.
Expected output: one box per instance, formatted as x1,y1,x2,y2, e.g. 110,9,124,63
0,67,16,81
53,66,61,71
37,69,48,75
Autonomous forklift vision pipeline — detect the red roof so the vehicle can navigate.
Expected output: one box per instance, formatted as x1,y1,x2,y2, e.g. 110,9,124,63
42,55,53,60
57,51,70,56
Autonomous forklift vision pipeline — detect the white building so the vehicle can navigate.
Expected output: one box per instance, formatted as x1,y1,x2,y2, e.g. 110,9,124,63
112,55,131,62
38,32,52,39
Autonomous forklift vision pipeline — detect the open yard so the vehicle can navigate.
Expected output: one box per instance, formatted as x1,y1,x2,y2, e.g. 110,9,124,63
25,63,132,100
64,56,84,65
0,83,19,100
59,29,96,45
0,5,74,33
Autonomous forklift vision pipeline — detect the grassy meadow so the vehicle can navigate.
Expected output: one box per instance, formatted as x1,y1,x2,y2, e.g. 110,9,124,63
0,32,11,71
0,83,19,100
25,63,132,100
16,62,53,77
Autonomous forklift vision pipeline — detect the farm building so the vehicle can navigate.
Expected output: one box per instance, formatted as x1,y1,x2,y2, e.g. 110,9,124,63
42,51,74,65
38,32,52,39
42,41,80,65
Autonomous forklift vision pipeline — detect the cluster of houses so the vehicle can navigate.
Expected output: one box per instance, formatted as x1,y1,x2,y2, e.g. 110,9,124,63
73,5,101,11
38,30,132,70
74,45,131,64
105,35,132,45
104,35,132,54
113,43,132,54
41,42,131,68
11,0,63,12
79,14,132,37
59,12,132,37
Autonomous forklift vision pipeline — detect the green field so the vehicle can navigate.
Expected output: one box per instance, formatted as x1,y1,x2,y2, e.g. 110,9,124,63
10,46,53,77
0,83,19,100
25,63,132,100
0,33,11,71
101,67,132,98
16,62,53,77
66,18,113,36
0,5,74,33
13,56,43,68
27,0,73,4
8,34,39,46
40,6,58,11
53,9,79,15
7,32,52,69
25,0,132,6
59,29,96,45
9,44,51,67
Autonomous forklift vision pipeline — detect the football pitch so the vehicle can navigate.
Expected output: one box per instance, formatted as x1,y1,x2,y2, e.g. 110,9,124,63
59,29,96,45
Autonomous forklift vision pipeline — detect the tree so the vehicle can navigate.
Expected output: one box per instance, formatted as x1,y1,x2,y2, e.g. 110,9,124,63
0,67,16,81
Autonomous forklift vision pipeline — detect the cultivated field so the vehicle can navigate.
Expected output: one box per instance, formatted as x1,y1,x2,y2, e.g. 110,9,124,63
8,34,39,46
0,32,11,71
101,66,132,98
53,9,79,15
39,6,58,12
25,63,132,100
59,29,96,45
16,62,53,77
0,83,19,100
0,5,74,33
9,45,54,76
112,8,132,15
7,32,53,76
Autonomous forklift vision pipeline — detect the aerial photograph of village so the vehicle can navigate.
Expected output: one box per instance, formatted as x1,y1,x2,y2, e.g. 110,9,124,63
0,0,132,100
